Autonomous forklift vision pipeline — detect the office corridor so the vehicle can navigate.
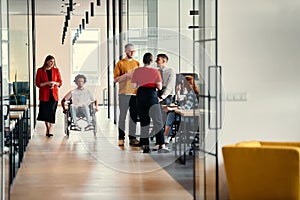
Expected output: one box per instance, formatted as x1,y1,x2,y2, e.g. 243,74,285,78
9,107,193,200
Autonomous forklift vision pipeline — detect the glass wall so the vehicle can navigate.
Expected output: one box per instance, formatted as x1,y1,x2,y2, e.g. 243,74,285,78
9,0,30,108
120,0,219,199
0,0,31,199
1,0,9,198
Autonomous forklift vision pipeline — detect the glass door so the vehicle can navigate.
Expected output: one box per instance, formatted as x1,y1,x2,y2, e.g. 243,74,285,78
192,0,220,199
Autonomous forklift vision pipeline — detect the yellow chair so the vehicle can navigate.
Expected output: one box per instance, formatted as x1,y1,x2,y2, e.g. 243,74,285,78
222,141,300,200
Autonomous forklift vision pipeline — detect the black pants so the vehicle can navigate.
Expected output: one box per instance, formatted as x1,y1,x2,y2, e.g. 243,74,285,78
136,87,164,146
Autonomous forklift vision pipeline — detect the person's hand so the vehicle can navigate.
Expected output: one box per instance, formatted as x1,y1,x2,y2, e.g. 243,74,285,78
163,106,169,112
62,108,67,114
126,71,134,79
95,107,99,112
176,84,181,92
48,81,57,89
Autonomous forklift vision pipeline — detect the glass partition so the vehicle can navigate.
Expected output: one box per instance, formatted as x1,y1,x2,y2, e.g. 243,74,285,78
123,0,219,199
1,0,9,199
9,0,30,107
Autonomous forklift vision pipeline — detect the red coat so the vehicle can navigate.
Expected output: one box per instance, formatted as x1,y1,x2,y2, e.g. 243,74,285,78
35,67,63,101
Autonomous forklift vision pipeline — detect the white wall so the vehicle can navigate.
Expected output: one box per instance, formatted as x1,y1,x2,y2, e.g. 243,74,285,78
219,0,300,198
35,15,108,104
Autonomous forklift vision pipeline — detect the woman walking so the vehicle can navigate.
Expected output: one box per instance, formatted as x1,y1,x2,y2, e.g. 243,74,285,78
36,55,62,137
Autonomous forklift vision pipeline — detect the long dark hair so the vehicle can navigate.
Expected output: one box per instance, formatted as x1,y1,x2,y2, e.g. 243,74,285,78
42,55,56,69
143,52,153,65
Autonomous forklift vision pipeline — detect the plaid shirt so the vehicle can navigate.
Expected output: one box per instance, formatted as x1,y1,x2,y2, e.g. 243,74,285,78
178,90,198,110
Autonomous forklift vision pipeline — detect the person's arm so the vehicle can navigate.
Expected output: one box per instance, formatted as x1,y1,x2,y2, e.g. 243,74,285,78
114,73,130,83
131,70,138,88
161,68,176,99
156,82,162,90
35,69,51,88
61,91,72,113
94,99,98,112
61,98,67,113
113,62,130,83
156,70,162,90
51,68,63,87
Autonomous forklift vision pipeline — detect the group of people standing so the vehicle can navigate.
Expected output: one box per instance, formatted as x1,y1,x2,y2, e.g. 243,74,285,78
35,43,199,154
114,43,199,153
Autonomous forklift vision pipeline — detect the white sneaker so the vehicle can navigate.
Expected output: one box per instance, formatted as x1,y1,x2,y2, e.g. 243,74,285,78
158,147,170,153
166,137,172,144
152,145,160,151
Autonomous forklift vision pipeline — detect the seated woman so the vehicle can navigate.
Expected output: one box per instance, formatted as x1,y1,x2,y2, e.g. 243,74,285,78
163,75,199,143
61,74,98,131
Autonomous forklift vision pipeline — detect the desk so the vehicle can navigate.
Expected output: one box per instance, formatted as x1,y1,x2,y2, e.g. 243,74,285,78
9,112,23,185
5,120,15,186
10,105,30,147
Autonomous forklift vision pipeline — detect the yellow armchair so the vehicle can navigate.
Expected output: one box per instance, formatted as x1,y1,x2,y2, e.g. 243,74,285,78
222,141,300,200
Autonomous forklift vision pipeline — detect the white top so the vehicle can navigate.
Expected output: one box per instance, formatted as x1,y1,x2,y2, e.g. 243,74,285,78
64,88,95,106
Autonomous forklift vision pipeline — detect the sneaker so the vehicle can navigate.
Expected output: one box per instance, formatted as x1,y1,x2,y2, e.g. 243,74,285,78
158,147,170,153
152,145,160,151
143,146,151,153
129,138,140,146
84,124,94,131
118,139,125,146
165,137,172,144
72,125,81,131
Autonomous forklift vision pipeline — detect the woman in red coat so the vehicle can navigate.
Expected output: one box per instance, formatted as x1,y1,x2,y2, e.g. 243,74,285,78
36,55,62,137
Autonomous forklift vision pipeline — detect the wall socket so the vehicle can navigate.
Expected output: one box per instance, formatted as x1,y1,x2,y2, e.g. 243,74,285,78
226,92,248,101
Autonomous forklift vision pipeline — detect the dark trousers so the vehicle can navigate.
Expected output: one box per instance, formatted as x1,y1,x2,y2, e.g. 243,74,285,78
118,94,138,140
136,87,165,146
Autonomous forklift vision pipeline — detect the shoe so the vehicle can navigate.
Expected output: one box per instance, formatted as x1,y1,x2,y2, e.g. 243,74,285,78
152,145,160,151
165,137,172,144
118,139,125,146
129,138,140,146
46,133,53,137
72,125,81,131
84,124,94,131
143,146,151,153
158,147,170,153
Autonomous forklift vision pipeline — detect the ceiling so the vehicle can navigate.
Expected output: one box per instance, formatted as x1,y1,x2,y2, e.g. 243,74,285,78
9,0,106,16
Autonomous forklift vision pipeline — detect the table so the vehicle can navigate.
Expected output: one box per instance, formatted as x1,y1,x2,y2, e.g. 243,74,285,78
10,105,30,147
9,111,23,185
174,109,202,164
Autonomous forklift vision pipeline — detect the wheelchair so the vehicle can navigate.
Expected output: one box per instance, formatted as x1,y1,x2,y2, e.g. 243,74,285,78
63,100,97,137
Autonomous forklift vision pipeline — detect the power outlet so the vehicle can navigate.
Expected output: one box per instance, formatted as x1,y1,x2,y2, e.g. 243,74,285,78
226,92,247,101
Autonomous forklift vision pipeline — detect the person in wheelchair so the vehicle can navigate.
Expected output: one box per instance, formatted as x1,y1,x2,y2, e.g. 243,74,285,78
61,74,98,131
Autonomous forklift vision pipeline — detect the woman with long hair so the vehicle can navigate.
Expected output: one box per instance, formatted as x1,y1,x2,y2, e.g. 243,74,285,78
163,75,199,141
36,55,63,137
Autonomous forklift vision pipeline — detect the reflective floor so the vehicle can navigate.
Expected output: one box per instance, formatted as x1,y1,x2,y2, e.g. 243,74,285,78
10,107,193,200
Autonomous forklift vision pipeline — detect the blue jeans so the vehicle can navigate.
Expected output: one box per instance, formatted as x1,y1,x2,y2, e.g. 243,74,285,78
165,111,180,137
70,104,90,125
